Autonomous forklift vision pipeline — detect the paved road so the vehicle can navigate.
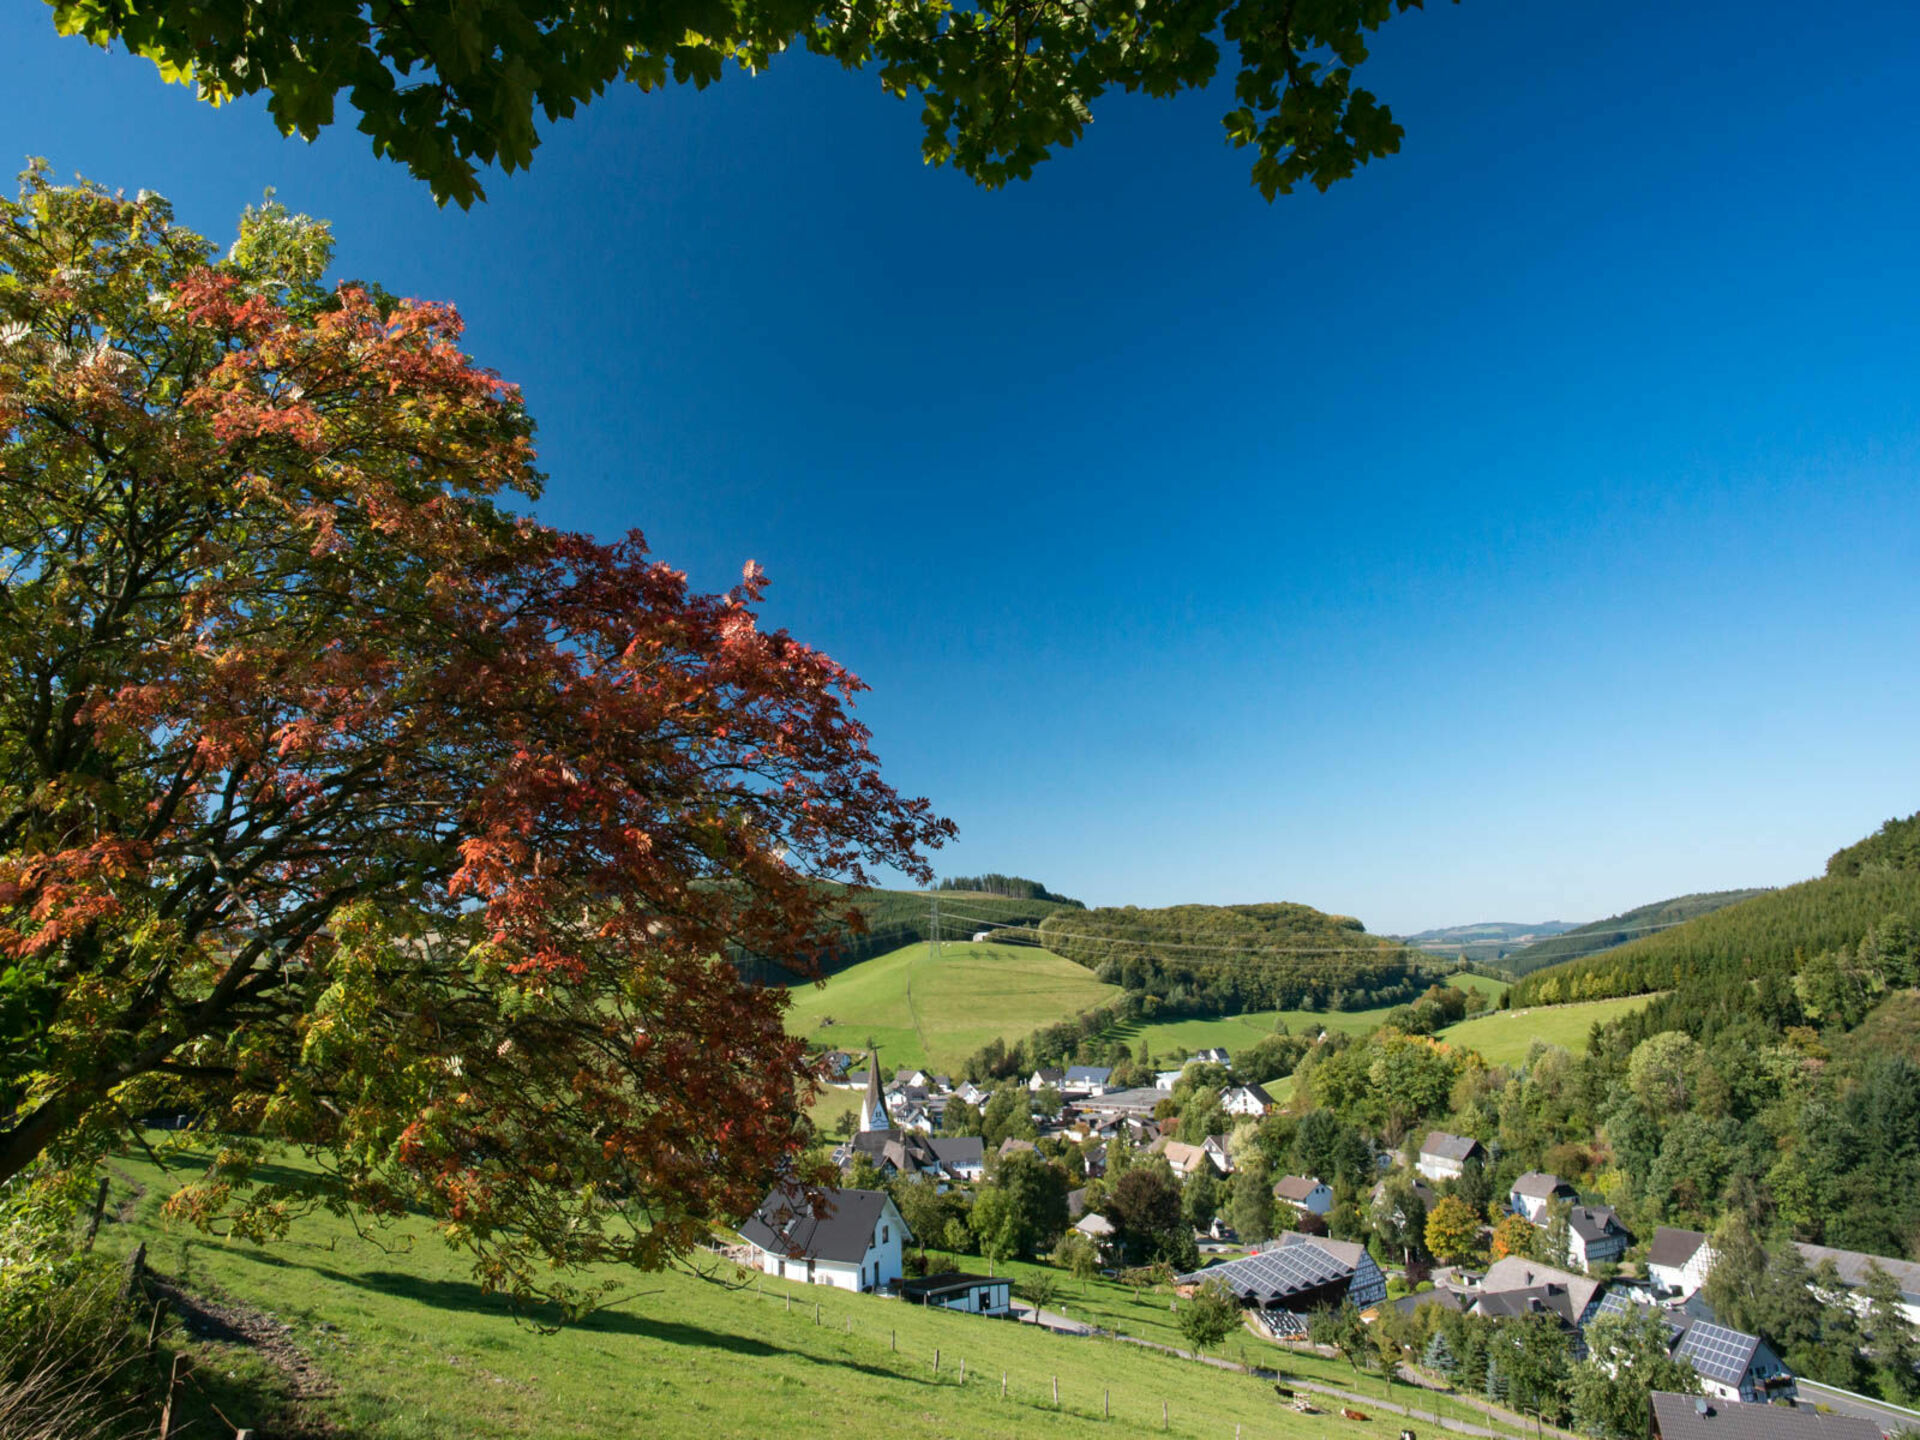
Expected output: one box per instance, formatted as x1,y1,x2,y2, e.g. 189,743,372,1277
1797,1380,1920,1437
1006,1300,1095,1335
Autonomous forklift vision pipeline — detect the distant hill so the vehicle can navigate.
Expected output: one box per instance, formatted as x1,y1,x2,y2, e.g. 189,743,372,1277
1496,889,1772,976
933,873,1084,907
1026,901,1425,1015
1510,811,1920,1007
1399,920,1578,965
733,885,1078,986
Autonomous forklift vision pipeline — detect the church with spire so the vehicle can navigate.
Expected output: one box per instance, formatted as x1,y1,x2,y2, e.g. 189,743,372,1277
858,1047,890,1133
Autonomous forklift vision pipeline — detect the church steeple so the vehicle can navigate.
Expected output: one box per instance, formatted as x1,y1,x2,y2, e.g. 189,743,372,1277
858,1047,890,1133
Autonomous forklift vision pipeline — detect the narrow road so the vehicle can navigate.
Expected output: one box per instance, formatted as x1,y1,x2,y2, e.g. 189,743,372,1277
1796,1380,1920,1437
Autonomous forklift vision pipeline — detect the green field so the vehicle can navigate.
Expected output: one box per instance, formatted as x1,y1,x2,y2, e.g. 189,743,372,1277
1435,994,1654,1065
784,940,1121,1074
1106,973,1509,1061
89,1150,1457,1440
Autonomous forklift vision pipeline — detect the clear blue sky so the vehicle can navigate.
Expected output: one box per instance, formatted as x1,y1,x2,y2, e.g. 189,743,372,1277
4,0,1917,934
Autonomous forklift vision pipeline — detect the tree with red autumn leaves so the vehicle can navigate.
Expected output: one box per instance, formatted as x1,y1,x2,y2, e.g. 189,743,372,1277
0,165,951,1308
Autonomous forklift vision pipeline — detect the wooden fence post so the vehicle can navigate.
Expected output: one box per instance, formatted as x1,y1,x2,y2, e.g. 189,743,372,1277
1002,1372,1007,1398
1053,1376,1059,1407
934,1348,940,1375
814,1302,820,1325
959,1359,965,1384
891,1329,896,1351
83,1177,109,1251
1162,1399,1167,1430
1104,1388,1110,1417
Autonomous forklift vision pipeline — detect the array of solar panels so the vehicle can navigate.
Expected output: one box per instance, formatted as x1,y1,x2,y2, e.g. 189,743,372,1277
1674,1320,1762,1386
1177,1243,1354,1305
1593,1290,1685,1340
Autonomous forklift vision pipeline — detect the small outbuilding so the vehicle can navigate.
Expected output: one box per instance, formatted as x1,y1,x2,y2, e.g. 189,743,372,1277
900,1272,1013,1316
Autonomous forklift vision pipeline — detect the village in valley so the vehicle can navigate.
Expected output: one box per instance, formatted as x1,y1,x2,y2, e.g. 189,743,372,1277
727,1004,1920,1440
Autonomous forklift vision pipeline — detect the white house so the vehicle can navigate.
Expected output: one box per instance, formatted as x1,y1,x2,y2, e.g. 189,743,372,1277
1028,1068,1066,1093
1647,1228,1716,1298
1202,1135,1236,1175
1192,1048,1230,1066
901,1271,1013,1315
1221,1084,1276,1117
739,1185,910,1293
1509,1171,1577,1223
1273,1175,1334,1217
1564,1204,1631,1273
1416,1130,1485,1182
1062,1065,1113,1097
1154,1069,1185,1092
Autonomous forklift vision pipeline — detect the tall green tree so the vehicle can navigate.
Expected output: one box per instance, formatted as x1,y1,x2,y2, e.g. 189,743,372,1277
1568,1309,1700,1440
42,0,1438,208
0,173,948,1305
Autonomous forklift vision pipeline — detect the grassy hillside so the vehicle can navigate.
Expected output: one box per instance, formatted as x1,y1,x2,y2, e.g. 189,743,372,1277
1106,972,1508,1059
91,1150,1439,1440
1031,902,1421,1015
1495,889,1771,976
784,940,1120,1073
737,887,1081,986
1434,994,1657,1066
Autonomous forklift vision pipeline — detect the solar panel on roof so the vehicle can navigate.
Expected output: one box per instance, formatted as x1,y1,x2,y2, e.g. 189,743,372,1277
1179,1241,1354,1303
1676,1321,1759,1386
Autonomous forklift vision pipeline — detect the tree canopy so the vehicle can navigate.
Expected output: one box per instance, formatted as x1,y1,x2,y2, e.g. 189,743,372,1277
0,170,949,1306
42,0,1440,207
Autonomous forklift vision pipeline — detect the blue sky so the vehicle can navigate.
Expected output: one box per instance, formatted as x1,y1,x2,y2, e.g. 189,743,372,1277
4,0,1917,934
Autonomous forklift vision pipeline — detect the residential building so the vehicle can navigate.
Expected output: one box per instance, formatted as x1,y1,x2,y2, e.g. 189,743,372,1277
1153,1138,1209,1180
1509,1171,1577,1223
1201,1135,1236,1176
1221,1084,1276,1118
1596,1295,1795,1405
1272,1175,1335,1217
739,1185,909,1293
1028,1067,1066,1093
900,1272,1012,1315
1565,1205,1632,1273
1417,1130,1485,1182
1474,1256,1605,1329
1793,1242,1920,1328
1369,1175,1438,1226
1649,1394,1878,1440
1647,1228,1715,1298
1062,1065,1113,1097
1174,1232,1387,1334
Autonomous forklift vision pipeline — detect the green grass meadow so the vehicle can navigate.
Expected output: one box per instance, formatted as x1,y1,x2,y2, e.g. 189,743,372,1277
93,1150,1454,1440
784,940,1120,1073
1434,994,1654,1065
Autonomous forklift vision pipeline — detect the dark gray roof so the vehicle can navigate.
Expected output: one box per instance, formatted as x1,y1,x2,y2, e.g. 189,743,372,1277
1512,1171,1571,1200
1567,1204,1627,1244
1176,1233,1384,1310
1792,1242,1920,1304
1647,1227,1709,1270
1650,1395,1879,1440
1391,1289,1465,1317
900,1272,1008,1300
1064,1066,1113,1085
1475,1285,1583,1326
927,1136,984,1169
1421,1130,1483,1161
739,1185,901,1264
1074,1085,1166,1114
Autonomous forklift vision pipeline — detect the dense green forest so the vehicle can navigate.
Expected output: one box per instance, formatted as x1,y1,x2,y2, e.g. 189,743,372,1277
1497,889,1772,977
1508,849,1920,1009
933,873,1084,906
1027,901,1424,1015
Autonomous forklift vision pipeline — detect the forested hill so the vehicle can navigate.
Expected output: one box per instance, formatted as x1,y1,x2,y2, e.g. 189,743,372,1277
1023,901,1424,1015
1497,889,1771,976
734,886,1078,985
1398,919,1577,965
1509,812,1920,1007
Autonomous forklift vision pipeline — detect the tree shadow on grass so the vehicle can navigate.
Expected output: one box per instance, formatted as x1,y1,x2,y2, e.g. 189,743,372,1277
207,1252,928,1385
